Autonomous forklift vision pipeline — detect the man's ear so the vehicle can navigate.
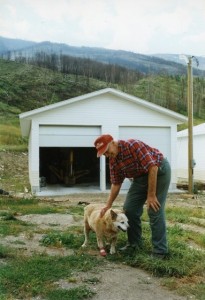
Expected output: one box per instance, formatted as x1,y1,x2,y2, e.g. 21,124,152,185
110,210,117,220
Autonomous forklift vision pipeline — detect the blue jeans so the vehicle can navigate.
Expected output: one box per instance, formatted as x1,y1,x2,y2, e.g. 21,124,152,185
123,158,171,254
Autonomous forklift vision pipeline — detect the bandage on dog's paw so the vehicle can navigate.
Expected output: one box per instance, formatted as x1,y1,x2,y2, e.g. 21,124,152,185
99,248,107,256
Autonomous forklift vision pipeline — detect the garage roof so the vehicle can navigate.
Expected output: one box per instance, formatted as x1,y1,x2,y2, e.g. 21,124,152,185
177,122,205,137
19,88,188,137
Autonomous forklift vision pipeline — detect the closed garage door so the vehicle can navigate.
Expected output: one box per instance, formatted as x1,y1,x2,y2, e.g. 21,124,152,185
39,125,101,147
119,126,171,161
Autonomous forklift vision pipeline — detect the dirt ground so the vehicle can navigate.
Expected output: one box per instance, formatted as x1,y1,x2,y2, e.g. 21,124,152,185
0,152,205,299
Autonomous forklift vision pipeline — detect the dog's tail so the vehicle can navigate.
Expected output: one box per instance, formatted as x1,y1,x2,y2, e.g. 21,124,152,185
78,201,90,206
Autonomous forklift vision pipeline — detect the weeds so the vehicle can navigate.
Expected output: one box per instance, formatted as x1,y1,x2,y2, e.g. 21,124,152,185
40,232,83,249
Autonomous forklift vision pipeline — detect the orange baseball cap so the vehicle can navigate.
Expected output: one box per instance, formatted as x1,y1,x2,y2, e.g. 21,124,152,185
94,134,113,157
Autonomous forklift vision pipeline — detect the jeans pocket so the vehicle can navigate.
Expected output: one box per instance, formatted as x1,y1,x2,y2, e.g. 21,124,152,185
158,159,170,176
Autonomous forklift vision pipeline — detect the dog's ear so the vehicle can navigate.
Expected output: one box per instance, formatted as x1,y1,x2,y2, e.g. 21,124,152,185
110,210,117,220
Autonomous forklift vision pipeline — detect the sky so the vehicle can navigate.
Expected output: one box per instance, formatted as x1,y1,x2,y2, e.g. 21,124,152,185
0,0,205,56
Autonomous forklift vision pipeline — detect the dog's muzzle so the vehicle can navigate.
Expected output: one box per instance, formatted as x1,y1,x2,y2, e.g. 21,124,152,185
118,226,127,232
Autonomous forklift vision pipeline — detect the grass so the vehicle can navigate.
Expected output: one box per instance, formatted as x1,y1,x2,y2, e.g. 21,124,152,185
166,206,205,222
0,197,65,215
0,253,100,299
0,196,205,299
0,102,28,151
40,231,84,249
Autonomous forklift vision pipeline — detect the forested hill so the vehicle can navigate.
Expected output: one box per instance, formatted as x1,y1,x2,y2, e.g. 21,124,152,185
1,36,204,76
0,58,205,122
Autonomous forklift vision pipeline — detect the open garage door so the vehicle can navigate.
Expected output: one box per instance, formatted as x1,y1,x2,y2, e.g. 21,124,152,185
40,147,99,187
39,125,101,189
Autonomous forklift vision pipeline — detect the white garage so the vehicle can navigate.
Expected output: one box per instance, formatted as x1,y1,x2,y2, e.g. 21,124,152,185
177,123,205,182
19,88,187,195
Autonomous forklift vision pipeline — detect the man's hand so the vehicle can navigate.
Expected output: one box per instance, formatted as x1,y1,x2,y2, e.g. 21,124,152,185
146,195,161,212
100,206,110,217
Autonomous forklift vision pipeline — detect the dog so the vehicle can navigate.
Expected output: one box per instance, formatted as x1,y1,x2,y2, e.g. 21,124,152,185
82,204,129,256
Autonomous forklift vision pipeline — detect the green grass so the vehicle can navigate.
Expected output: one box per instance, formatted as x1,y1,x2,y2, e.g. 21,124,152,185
46,286,96,300
0,253,100,299
0,197,81,237
166,206,205,226
0,197,65,215
0,214,34,236
40,231,84,249
0,197,205,299
0,102,28,151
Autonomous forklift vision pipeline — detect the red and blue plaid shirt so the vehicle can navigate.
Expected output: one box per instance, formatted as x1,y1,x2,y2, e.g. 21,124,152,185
109,139,164,184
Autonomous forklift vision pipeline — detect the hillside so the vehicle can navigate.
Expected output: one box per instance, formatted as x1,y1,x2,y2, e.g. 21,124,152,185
0,59,108,112
0,58,205,121
1,36,204,76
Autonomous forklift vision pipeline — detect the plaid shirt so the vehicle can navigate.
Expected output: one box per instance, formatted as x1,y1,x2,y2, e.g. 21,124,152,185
109,139,164,184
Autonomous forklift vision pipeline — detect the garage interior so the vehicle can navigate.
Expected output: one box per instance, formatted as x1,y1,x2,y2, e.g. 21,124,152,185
39,147,111,190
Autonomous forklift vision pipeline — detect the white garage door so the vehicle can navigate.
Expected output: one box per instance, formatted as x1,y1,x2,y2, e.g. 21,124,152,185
39,125,101,147
119,126,171,161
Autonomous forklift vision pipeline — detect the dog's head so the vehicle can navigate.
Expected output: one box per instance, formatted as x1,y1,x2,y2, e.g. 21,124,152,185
110,210,129,232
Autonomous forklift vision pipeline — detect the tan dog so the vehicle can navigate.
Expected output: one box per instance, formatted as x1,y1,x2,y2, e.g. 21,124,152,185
82,204,129,256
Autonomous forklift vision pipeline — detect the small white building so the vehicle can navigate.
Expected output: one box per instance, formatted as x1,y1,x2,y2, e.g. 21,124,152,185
19,88,187,195
177,123,205,182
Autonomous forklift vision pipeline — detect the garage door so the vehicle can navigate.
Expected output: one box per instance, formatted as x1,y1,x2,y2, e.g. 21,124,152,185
39,125,101,147
119,126,171,161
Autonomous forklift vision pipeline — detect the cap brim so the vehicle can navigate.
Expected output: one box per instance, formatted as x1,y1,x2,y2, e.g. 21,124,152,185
97,144,109,157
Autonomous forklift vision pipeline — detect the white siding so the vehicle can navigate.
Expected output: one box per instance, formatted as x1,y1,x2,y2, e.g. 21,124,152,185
177,133,205,182
194,135,205,180
29,121,40,193
31,94,179,131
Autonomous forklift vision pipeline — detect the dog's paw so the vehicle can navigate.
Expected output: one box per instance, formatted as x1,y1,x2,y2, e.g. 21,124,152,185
110,245,116,254
99,248,107,256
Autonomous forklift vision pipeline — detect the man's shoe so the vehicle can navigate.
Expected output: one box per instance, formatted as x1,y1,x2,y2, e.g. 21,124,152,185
151,252,169,260
119,243,140,252
119,244,134,251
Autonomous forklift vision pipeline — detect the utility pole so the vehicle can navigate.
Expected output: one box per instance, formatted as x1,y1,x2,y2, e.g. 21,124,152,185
179,55,198,194
187,57,194,193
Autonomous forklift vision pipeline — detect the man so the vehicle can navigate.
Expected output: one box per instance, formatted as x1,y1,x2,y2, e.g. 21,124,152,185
94,134,171,258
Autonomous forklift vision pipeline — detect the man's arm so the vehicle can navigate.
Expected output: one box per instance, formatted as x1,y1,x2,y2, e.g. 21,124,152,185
100,183,122,217
146,165,161,212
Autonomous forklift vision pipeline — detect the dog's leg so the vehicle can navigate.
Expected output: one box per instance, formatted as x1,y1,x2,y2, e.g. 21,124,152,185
110,236,117,254
96,234,107,256
81,219,90,248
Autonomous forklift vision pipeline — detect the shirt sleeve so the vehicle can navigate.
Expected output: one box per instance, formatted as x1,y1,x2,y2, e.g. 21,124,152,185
130,141,160,171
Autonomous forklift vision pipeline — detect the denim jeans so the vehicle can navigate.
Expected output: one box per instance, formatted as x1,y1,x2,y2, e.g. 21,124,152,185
123,158,171,254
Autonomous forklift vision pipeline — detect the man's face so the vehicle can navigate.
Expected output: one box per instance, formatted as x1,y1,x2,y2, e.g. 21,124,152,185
104,142,118,158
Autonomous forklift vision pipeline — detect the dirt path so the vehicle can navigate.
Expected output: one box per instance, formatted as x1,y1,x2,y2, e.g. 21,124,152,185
57,261,187,300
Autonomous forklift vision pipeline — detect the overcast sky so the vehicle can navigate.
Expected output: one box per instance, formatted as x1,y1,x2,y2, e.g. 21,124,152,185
0,0,205,56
